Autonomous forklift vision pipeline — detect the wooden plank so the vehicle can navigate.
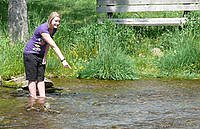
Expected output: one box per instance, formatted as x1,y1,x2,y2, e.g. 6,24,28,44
97,0,200,5
98,18,187,26
97,4,200,13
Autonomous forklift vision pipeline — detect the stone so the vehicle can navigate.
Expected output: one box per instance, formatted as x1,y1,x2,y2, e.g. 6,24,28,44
8,75,54,89
151,48,164,57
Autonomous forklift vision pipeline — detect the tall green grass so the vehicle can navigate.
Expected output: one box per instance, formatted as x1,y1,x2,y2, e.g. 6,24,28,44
156,12,200,78
0,37,24,79
78,22,138,80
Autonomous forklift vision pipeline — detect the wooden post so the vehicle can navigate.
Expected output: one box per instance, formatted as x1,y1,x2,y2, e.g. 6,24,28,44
106,4,113,18
183,3,191,16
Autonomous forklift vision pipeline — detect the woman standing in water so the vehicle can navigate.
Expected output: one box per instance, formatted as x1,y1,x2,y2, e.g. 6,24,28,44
23,12,71,106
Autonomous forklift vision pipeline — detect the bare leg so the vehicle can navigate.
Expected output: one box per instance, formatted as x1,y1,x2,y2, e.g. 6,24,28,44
37,97,46,104
37,81,46,111
28,81,37,98
37,81,46,97
28,96,36,107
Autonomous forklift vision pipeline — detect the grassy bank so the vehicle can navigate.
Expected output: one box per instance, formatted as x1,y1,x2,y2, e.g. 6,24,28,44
0,0,200,80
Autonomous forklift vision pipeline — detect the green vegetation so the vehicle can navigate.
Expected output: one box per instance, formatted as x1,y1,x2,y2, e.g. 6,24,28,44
0,0,200,80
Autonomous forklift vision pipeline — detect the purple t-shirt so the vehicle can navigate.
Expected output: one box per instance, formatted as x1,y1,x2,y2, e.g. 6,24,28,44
24,22,57,55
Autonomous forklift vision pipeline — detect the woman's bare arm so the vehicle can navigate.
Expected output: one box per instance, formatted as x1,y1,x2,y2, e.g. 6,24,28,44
41,33,71,68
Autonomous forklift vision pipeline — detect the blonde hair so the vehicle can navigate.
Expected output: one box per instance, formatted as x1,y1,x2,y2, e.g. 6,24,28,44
48,12,60,26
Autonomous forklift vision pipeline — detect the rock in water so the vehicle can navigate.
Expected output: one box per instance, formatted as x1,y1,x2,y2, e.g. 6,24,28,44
8,76,54,89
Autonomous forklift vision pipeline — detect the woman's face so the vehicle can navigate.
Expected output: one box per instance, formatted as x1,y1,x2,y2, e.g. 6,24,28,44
50,16,60,29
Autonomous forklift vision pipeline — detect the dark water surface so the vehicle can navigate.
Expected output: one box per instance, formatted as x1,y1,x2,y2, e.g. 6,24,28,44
0,78,200,129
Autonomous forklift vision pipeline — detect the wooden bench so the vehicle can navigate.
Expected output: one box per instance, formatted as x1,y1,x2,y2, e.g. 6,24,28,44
96,0,200,26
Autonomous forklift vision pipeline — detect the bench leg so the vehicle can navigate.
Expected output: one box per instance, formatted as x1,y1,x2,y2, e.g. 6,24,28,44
183,11,191,17
107,12,113,18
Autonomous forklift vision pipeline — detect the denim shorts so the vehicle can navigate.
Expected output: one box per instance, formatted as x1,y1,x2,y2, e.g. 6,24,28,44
23,53,46,81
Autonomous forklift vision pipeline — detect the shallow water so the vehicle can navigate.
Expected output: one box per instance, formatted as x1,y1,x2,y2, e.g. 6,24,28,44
0,78,200,129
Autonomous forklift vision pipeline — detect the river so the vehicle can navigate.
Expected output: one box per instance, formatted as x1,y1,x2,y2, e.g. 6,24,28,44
0,78,199,129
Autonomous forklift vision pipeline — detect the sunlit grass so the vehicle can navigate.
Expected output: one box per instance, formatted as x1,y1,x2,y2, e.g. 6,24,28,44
0,0,199,80
0,37,24,79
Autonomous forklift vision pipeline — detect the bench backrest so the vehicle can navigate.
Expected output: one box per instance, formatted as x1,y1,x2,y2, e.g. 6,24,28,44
97,0,200,13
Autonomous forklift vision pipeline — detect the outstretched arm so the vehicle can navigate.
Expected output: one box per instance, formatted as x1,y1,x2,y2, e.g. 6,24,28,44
41,33,71,69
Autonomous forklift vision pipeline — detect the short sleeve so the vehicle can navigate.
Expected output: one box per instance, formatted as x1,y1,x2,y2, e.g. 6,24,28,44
39,23,50,35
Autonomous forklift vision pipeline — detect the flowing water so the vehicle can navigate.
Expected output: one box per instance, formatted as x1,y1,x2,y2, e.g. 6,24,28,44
0,78,199,129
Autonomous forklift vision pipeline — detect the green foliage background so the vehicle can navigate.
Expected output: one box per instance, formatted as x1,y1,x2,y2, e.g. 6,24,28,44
0,0,200,80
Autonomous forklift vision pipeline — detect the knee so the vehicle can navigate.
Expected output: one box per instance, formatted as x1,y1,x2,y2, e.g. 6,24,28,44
28,81,37,85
